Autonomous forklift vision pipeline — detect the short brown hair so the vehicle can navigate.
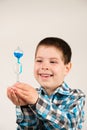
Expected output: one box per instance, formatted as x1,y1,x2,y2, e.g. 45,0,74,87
35,37,72,64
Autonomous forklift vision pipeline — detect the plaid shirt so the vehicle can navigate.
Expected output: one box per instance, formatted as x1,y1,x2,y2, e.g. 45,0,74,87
16,82,85,130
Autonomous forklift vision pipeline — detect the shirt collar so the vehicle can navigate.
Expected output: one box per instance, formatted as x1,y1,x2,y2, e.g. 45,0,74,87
56,82,71,95
40,82,71,96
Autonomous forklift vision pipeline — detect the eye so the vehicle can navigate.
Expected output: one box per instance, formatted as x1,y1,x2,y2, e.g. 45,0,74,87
50,61,58,64
36,59,42,62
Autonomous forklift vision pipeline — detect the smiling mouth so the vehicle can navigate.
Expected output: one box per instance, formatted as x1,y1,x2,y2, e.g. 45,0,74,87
39,73,53,78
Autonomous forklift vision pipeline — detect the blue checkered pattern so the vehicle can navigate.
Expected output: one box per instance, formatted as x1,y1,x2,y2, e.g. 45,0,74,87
16,82,85,130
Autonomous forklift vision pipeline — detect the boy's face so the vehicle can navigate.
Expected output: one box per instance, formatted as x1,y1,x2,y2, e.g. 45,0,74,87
34,45,71,95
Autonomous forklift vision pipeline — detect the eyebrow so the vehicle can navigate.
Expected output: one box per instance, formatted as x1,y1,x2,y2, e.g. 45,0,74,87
35,57,59,60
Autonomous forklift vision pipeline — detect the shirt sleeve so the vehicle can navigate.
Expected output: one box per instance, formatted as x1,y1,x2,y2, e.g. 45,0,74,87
16,105,39,130
34,89,85,129
16,89,85,130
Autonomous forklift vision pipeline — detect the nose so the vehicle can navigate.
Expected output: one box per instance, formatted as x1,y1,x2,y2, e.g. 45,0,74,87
41,61,49,70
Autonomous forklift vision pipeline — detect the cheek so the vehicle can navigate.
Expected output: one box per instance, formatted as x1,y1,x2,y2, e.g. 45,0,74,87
62,68,68,77
54,67,65,76
53,67,60,73
34,65,39,76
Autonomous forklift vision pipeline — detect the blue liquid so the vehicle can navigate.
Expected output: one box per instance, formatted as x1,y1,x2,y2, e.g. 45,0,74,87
14,52,23,59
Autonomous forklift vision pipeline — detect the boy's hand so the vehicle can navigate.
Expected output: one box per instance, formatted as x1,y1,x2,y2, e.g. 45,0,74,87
7,82,38,106
7,86,28,106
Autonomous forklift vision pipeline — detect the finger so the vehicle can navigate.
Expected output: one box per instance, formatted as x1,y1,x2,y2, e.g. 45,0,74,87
13,86,29,97
7,88,15,99
18,97,28,106
15,82,31,92
9,90,20,105
7,87,11,98
7,87,27,106
14,88,27,100
11,92,28,106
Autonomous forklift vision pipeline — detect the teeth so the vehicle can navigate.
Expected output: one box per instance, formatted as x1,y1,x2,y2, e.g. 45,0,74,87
40,74,52,76
41,74,49,76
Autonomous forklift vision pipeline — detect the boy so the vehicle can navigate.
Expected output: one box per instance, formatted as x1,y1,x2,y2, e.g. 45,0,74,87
7,37,85,130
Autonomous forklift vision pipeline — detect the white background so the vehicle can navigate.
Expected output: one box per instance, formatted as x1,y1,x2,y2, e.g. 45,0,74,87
0,0,87,129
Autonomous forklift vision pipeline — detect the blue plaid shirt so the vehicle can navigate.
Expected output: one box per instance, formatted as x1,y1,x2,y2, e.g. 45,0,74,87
16,82,85,130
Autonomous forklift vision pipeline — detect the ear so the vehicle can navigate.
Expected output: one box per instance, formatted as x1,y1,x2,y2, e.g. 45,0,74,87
64,62,72,76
